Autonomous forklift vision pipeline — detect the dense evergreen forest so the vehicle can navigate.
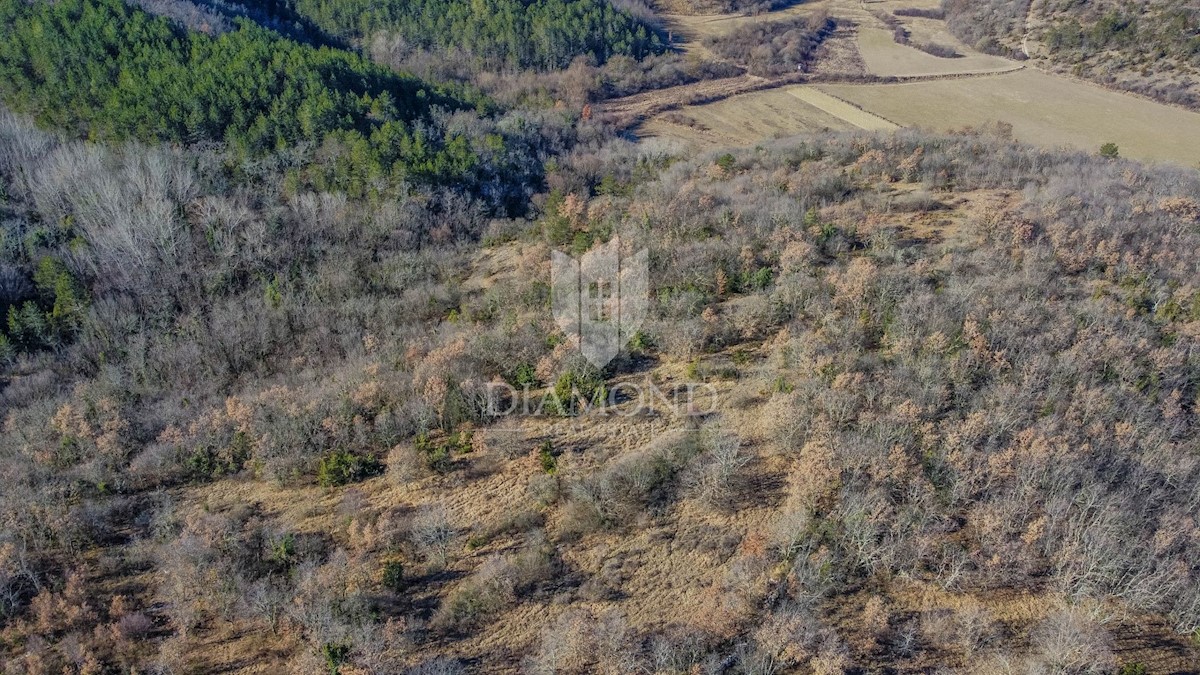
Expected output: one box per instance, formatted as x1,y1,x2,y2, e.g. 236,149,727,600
0,0,610,199
0,0,496,191
286,0,665,70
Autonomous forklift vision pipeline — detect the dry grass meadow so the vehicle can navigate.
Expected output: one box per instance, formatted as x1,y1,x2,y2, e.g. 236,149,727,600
819,69,1200,165
151,231,1200,672
638,86,893,149
853,26,1014,77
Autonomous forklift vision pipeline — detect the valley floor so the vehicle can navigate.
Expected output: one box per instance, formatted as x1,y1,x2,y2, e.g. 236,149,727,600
626,0,1200,167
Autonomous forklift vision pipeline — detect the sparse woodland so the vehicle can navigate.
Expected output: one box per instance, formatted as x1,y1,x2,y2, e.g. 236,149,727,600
941,0,1200,108
702,13,837,76
0,0,1199,673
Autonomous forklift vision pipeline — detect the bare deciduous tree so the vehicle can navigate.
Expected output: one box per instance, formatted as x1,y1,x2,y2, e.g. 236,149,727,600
1027,608,1115,674
693,423,749,507
411,504,455,570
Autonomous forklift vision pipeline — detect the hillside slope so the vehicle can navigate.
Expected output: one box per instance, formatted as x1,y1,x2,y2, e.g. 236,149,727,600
1,0,1199,672
2,111,1200,671
944,0,1200,108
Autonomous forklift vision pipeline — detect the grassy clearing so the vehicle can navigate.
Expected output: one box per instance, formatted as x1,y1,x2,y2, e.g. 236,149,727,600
657,3,831,63
855,25,1016,76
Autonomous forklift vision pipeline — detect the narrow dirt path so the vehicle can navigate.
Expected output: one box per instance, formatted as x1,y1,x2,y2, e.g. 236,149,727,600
1021,0,1044,59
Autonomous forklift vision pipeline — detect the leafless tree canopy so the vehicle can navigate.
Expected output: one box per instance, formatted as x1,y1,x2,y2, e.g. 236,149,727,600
1,82,1199,672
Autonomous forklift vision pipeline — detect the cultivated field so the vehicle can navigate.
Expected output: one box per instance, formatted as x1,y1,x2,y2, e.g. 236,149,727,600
819,69,1200,166
788,86,898,130
638,86,864,149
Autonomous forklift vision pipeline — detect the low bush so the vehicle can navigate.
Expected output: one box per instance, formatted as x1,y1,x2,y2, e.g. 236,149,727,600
434,540,554,630
317,450,384,487
893,7,944,19
382,561,405,593
915,42,960,58
414,430,473,474
538,441,559,474
561,431,703,534
552,365,607,416
411,504,455,569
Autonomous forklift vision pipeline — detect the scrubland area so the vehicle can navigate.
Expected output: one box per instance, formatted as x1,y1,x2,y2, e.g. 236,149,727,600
3,111,1200,673
0,0,1199,672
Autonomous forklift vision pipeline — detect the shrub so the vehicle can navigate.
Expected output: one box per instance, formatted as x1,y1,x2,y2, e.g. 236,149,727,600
435,542,554,630
508,362,539,388
538,441,558,474
738,266,774,292
916,42,960,58
2,258,87,355
526,608,638,673
269,533,296,568
423,443,452,474
552,366,606,416
414,431,473,474
184,430,252,481
1029,609,1115,673
33,257,86,340
1100,142,1120,158
382,561,405,593
893,7,944,19
691,424,749,508
562,431,703,533
628,330,653,353
445,562,513,628
115,611,153,640
321,642,351,675
408,658,465,675
317,450,384,487
6,301,51,350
